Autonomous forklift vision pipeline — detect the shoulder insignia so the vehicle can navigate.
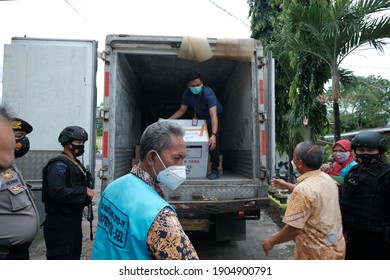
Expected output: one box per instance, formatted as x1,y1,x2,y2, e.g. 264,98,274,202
2,172,13,179
8,184,25,195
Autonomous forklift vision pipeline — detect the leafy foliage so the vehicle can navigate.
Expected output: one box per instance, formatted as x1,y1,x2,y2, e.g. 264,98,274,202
282,0,390,141
248,0,329,158
96,102,103,137
326,75,390,132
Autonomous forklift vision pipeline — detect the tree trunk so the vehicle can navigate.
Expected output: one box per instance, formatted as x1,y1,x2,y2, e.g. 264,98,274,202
332,68,341,141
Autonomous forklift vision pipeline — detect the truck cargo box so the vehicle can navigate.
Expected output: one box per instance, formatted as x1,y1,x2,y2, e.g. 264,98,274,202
2,35,275,241
99,35,275,240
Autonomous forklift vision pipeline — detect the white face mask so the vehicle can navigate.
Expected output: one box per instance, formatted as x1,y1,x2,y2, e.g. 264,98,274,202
291,160,301,175
291,160,297,173
153,152,186,190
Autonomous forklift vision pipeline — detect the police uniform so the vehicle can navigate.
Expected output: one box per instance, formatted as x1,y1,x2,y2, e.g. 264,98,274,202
0,164,40,260
340,162,390,260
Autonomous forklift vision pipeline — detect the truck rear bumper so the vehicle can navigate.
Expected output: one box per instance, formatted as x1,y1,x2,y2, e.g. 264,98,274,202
169,197,269,215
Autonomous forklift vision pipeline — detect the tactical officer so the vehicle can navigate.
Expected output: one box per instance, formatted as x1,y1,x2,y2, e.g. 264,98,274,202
340,131,390,260
0,118,39,260
42,126,94,260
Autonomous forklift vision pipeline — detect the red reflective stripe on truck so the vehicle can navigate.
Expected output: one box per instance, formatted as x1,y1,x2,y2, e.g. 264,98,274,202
104,71,110,97
259,79,264,105
262,130,266,156
103,131,108,158
172,204,192,209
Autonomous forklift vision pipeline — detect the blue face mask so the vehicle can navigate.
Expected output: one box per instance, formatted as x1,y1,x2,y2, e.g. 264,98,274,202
190,85,203,95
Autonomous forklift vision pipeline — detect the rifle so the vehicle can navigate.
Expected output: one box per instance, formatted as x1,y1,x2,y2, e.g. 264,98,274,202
86,166,94,241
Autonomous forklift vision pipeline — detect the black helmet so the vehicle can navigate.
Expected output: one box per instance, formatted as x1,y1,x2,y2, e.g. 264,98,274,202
58,126,88,145
351,131,387,153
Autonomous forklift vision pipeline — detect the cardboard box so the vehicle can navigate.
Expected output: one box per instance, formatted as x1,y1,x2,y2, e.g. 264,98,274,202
161,119,209,178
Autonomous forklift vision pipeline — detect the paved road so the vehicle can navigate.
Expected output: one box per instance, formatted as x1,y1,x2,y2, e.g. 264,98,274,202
30,211,293,260
187,212,294,260
30,159,294,260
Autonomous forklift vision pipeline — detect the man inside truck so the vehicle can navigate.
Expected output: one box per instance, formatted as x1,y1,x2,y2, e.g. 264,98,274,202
168,71,223,180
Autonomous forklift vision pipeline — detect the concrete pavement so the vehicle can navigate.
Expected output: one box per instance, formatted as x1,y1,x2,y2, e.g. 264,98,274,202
29,159,292,260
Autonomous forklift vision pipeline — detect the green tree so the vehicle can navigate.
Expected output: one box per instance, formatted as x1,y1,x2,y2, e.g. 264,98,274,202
248,0,329,180
326,75,390,131
96,102,103,137
285,0,390,141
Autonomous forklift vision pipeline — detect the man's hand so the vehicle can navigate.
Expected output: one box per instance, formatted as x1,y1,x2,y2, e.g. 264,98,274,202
320,163,331,173
262,237,275,256
209,135,216,151
86,187,94,199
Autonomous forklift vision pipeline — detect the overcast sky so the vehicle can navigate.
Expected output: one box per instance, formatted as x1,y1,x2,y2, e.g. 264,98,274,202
0,0,389,103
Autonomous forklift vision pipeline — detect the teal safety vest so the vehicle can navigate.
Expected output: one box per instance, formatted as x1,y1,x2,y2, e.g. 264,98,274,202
339,161,357,177
92,173,173,259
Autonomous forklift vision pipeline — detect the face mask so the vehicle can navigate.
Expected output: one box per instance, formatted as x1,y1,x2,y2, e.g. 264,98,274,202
291,160,297,173
153,152,186,190
190,85,203,95
356,153,381,168
333,151,350,163
70,144,85,157
15,137,30,158
290,160,301,176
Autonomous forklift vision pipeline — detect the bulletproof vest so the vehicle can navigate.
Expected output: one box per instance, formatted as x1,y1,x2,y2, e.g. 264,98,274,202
340,163,390,232
42,154,88,204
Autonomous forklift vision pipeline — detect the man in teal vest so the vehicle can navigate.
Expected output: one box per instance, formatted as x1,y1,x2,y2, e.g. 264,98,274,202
92,121,199,259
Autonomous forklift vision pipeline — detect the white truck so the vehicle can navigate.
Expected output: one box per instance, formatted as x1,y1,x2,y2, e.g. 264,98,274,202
2,35,275,241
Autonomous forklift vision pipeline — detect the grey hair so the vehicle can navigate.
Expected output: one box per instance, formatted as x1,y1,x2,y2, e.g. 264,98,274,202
296,141,323,169
0,106,12,122
139,121,185,160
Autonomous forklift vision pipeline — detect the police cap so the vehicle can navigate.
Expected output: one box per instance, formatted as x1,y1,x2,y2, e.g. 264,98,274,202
11,118,33,135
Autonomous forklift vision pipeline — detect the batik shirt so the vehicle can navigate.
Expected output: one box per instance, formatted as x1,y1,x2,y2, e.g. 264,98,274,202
131,164,199,260
283,170,346,260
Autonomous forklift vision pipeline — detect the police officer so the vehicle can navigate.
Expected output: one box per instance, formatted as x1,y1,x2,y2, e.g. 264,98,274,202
42,126,94,260
0,106,15,172
340,131,390,260
0,118,39,260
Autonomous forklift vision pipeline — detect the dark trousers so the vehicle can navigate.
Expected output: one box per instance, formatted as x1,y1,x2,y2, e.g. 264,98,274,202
44,227,82,260
0,242,31,260
207,118,221,171
345,229,390,260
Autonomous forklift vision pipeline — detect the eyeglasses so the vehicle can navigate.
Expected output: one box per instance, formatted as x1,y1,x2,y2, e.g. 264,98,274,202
332,149,346,153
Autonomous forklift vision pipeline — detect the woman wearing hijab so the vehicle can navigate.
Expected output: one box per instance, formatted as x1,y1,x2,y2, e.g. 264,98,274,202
321,139,357,177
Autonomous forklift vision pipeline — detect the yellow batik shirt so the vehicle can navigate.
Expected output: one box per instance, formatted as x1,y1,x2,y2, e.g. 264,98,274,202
283,170,346,260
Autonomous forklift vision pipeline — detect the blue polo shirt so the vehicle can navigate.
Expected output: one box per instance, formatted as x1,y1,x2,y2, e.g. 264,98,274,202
181,85,223,120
